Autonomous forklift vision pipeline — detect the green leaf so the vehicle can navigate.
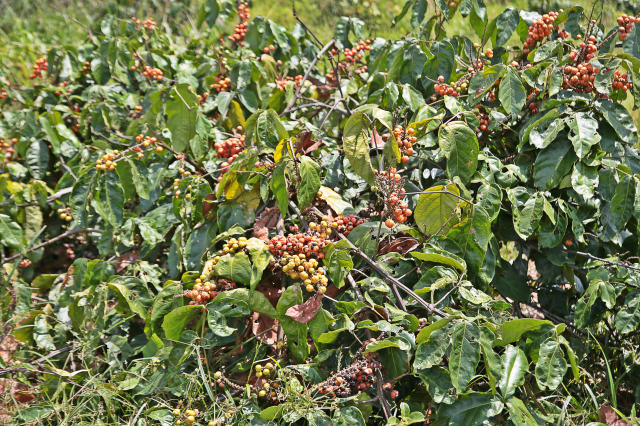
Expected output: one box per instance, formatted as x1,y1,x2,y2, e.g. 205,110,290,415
343,112,375,185
535,338,567,390
499,68,526,115
615,290,640,334
510,190,544,240
438,393,504,425
414,326,451,369
246,238,272,290
529,117,565,149
414,184,463,235
609,175,635,230
108,281,147,319
94,172,124,228
448,321,480,393
571,162,599,200
270,161,289,218
411,246,466,271
533,138,576,190
438,122,479,184
499,345,527,398
91,56,110,84
214,252,252,286
495,7,519,46
596,99,638,145
506,397,538,426
0,214,23,250
162,305,202,340
25,140,49,179
568,112,601,158
495,318,554,346
623,23,640,57
167,84,199,152
476,183,502,222
297,156,322,210
277,285,309,361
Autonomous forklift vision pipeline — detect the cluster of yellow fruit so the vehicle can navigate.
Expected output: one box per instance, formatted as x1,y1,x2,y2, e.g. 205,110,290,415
57,207,72,222
95,151,118,171
280,254,328,294
172,408,199,425
170,167,193,199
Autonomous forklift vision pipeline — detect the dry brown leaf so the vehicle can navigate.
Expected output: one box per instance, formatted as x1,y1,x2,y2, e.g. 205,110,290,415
600,405,629,426
253,206,282,242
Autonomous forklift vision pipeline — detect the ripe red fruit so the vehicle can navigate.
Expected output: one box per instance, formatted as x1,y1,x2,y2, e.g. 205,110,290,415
385,219,395,228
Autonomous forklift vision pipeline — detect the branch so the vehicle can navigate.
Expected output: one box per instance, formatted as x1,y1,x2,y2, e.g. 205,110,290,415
282,39,335,115
337,233,448,317
4,228,102,263
570,250,640,273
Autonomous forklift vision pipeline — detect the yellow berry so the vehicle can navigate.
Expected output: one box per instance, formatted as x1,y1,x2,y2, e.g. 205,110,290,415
173,409,181,416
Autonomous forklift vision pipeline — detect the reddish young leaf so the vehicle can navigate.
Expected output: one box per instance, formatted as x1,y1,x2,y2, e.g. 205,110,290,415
253,206,282,242
285,293,324,323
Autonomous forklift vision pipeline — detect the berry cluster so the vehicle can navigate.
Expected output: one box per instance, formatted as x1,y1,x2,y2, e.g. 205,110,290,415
0,138,17,162
19,259,32,268
139,65,164,82
96,152,118,171
382,381,399,399
135,134,163,156
612,70,633,92
197,92,210,105
568,34,599,63
227,3,250,46
392,125,417,164
275,75,303,90
211,75,231,92
318,359,381,398
475,106,491,135
172,408,199,426
326,40,371,83
523,12,562,54
0,87,7,100
57,207,72,222
185,277,236,305
263,44,275,54
617,14,638,40
131,17,157,31
30,57,48,79
82,61,91,74
280,252,327,293
373,168,411,228
433,76,460,98
171,167,195,199
333,215,366,236
562,62,600,93
448,0,460,8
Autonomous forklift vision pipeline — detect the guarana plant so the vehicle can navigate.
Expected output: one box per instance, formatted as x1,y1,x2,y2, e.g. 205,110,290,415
1,0,639,424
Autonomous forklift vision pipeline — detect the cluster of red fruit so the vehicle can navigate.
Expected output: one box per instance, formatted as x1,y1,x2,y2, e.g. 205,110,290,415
523,12,567,55
373,168,411,228
392,125,417,164
54,81,72,96
131,17,157,31
0,138,17,162
215,127,246,182
382,381,399,399
275,75,303,90
210,75,231,92
185,277,236,305
197,92,210,105
0,86,8,100
227,3,250,46
612,70,633,92
475,106,490,135
433,76,459,98
562,62,600,93
138,65,164,82
333,215,366,236
526,87,542,113
318,359,381,398
30,57,48,79
617,15,638,40
326,40,371,83
568,33,598,62
82,61,91,74
262,44,275,54
19,259,32,268
134,134,163,157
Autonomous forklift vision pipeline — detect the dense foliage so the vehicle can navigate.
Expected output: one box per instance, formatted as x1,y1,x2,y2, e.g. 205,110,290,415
1,0,640,424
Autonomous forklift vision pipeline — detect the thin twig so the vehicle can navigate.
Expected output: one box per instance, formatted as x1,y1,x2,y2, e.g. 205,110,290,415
4,228,102,263
282,39,335,115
